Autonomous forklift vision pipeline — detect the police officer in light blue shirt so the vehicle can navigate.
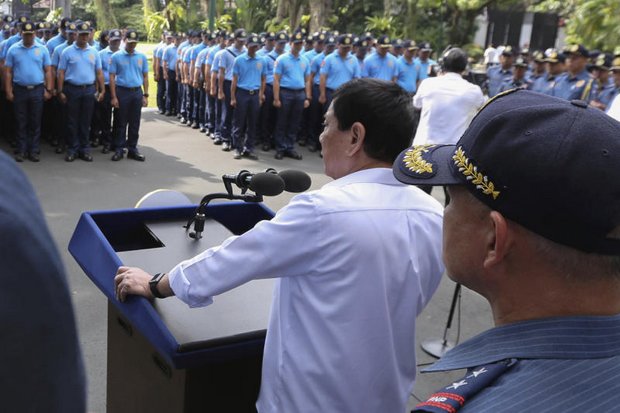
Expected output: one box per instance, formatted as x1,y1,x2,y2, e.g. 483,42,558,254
257,31,275,58
319,34,360,108
415,42,437,81
193,33,212,133
4,21,52,162
163,33,181,115
531,49,565,95
0,22,15,145
57,21,104,162
551,44,593,101
587,53,615,111
306,36,335,152
217,29,247,152
97,29,121,154
272,29,311,160
205,31,226,139
487,46,514,97
230,33,266,159
46,17,70,55
109,29,149,162
258,31,287,151
154,33,170,114
362,34,398,81
395,40,421,94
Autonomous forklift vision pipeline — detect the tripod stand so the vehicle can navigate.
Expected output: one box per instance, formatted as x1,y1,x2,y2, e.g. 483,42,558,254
421,283,461,358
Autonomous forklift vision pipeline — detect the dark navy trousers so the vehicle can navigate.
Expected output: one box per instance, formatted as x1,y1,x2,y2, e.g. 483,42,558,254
65,83,96,155
156,66,166,112
165,70,177,114
274,88,305,152
13,84,44,155
259,83,275,146
114,86,143,154
232,88,259,153
221,79,234,143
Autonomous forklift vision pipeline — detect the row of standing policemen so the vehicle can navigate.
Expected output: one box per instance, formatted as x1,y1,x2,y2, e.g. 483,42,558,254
487,44,620,112
153,27,438,159
0,16,149,162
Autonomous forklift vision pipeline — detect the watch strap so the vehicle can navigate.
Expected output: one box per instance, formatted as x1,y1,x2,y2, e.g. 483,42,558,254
149,272,166,299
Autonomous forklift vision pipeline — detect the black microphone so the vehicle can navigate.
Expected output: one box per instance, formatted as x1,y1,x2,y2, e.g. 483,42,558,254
278,169,312,193
223,170,285,196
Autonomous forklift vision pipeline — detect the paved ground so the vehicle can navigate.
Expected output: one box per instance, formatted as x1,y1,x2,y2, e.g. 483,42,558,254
6,109,494,412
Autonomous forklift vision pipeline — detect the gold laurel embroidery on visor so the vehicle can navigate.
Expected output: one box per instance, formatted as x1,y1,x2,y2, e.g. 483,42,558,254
452,147,500,200
403,145,435,174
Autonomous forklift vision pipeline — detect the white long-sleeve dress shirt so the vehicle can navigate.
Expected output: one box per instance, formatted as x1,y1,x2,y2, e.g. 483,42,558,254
169,167,445,413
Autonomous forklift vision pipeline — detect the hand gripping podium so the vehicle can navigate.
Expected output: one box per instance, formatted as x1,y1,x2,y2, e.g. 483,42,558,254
69,199,275,412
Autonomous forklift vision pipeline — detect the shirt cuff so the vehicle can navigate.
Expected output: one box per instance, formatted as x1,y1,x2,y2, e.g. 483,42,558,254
168,262,214,308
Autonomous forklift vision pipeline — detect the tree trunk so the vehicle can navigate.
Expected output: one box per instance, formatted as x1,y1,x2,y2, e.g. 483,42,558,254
309,0,328,33
289,0,304,30
405,0,417,39
276,0,289,22
94,0,119,28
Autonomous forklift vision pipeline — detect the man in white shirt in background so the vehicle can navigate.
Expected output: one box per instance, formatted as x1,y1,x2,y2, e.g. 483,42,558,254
412,47,485,195
114,78,445,413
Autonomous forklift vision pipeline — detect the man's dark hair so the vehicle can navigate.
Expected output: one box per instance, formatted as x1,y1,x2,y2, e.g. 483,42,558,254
442,47,468,73
332,78,415,163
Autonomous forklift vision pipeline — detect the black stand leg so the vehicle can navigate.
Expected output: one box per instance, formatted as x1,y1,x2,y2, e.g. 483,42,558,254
421,283,461,358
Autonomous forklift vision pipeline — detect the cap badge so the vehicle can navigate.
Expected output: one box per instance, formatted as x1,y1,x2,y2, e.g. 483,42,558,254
453,147,500,200
403,145,435,176
344,37,350,45
130,32,136,38
25,23,32,30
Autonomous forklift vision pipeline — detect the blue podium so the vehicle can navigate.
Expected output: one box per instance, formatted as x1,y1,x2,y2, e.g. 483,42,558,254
69,201,275,412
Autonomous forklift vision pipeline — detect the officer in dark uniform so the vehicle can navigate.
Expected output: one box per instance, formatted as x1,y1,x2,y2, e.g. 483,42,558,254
486,46,514,97
528,50,546,83
498,56,532,92
230,33,265,160
109,29,149,161
551,44,592,101
163,32,181,116
4,21,53,162
531,49,565,95
587,53,615,111
57,21,105,162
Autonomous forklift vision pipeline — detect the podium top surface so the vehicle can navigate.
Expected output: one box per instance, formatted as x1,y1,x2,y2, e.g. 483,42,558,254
69,202,275,368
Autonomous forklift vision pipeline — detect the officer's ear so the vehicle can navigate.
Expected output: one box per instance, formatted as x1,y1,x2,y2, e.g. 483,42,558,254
347,122,365,157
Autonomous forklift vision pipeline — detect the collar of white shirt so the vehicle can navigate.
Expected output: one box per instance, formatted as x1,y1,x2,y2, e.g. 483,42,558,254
324,167,402,189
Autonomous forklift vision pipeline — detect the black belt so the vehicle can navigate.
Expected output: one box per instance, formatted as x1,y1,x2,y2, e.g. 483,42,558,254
118,86,142,92
14,83,43,90
65,82,94,88
281,87,304,92
239,88,259,95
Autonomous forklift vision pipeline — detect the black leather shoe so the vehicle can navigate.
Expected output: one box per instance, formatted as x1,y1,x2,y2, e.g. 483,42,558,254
55,146,65,154
111,152,123,161
285,150,303,160
233,150,243,159
262,144,271,152
213,138,223,145
165,111,173,117
222,142,231,151
28,153,40,162
191,123,200,129
199,126,206,133
101,146,110,154
127,151,145,161
91,139,100,148
65,154,76,162
275,151,284,160
298,140,306,147
14,153,25,162
307,144,317,152
79,152,93,162
244,151,258,160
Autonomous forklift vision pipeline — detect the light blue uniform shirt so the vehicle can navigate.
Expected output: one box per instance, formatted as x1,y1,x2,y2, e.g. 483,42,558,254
46,33,65,55
274,52,310,89
163,44,178,72
99,47,114,84
264,50,281,84
320,52,360,90
415,57,437,81
195,47,209,69
310,52,325,85
211,50,224,76
51,41,70,68
5,41,51,86
422,314,620,412
395,55,420,93
303,48,319,64
531,73,558,95
219,45,247,81
0,39,9,60
233,52,266,91
362,52,398,81
110,48,148,88
0,33,21,60
186,43,206,63
58,44,102,85
257,46,273,57
206,44,222,67
155,43,167,67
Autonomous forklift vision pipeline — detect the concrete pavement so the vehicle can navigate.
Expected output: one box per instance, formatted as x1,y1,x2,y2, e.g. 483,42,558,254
6,109,494,412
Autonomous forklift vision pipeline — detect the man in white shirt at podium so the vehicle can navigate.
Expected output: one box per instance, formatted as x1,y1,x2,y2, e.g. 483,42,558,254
115,78,445,413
